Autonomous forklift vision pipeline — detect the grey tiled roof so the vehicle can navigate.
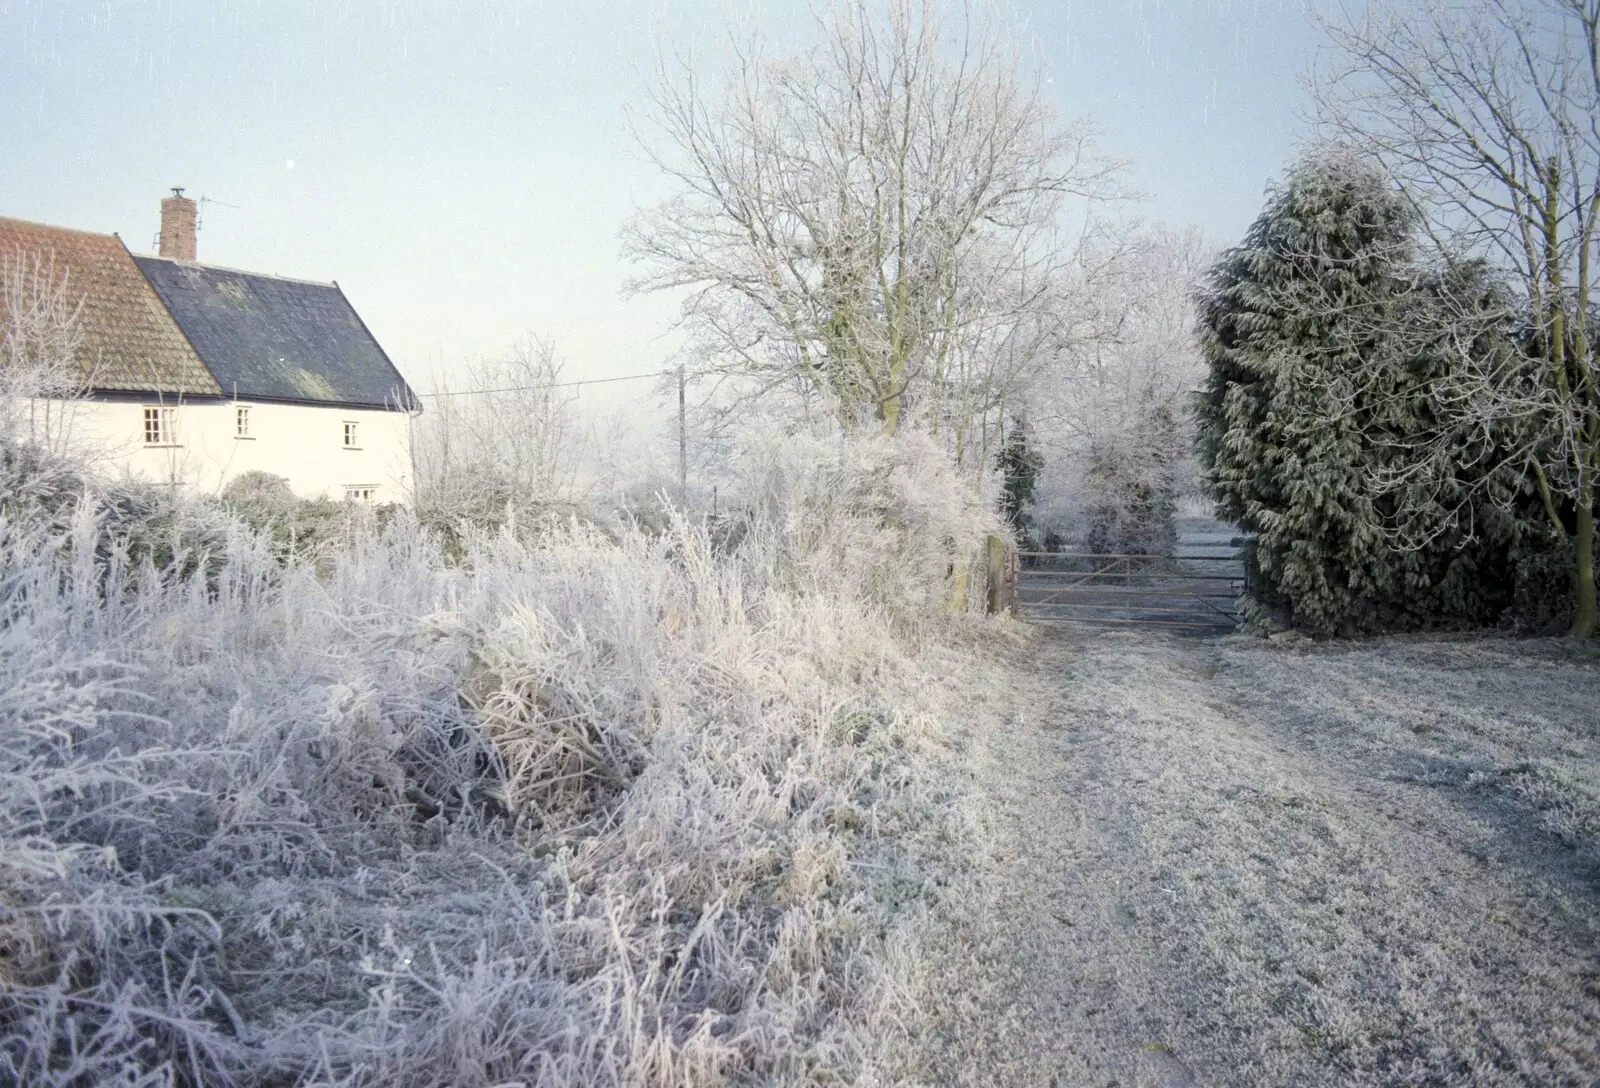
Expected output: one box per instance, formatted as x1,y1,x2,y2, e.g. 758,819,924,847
133,256,416,410
0,217,221,395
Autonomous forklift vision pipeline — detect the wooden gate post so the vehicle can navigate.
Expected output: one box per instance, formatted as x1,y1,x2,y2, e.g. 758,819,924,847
1005,539,1019,614
985,534,1007,614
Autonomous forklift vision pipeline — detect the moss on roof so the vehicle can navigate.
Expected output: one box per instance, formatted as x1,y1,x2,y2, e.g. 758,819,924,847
133,256,416,410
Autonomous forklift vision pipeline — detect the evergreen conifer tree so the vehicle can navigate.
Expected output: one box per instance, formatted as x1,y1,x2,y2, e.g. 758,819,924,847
997,416,1044,545
1194,151,1525,634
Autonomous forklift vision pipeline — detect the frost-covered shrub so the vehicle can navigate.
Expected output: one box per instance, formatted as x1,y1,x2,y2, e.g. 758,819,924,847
996,418,1044,547
1081,432,1178,559
727,427,1001,627
413,462,590,553
1510,530,1577,635
220,470,396,563
0,438,228,592
0,429,983,1086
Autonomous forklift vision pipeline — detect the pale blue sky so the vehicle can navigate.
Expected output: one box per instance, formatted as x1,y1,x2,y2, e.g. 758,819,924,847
1,0,1320,398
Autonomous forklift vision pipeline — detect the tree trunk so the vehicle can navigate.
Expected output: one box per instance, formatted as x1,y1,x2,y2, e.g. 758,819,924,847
1572,501,1597,638
881,393,901,436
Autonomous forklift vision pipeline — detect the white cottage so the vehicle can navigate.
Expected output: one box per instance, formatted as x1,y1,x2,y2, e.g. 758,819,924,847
0,191,418,502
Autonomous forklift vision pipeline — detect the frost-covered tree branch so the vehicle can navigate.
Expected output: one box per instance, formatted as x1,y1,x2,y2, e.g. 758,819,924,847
411,336,587,529
0,244,93,457
1310,0,1600,635
1024,224,1212,549
625,0,1127,461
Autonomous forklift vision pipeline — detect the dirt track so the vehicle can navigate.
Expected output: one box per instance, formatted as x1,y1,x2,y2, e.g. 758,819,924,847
916,626,1600,1086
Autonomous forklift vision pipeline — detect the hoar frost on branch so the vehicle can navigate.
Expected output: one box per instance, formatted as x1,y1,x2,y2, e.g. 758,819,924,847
1024,224,1212,551
1,245,93,457
411,336,588,531
0,427,999,1086
624,0,1127,471
1311,0,1600,635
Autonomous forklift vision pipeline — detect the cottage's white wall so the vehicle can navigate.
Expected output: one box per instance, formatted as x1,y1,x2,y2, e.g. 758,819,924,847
58,398,415,502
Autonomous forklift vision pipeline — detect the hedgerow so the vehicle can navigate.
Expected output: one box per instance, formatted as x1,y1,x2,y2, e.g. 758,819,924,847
1,429,997,1086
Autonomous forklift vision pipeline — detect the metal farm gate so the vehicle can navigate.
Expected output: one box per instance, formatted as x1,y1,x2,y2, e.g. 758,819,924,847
1016,529,1248,634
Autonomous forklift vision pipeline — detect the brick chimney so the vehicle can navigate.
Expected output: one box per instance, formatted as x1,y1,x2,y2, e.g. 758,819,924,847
159,187,197,260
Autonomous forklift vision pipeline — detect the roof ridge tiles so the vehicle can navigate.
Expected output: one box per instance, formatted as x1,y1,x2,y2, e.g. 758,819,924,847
0,214,121,240
132,252,337,289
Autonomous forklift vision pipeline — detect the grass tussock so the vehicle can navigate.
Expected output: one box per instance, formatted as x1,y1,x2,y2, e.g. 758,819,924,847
0,429,1000,1087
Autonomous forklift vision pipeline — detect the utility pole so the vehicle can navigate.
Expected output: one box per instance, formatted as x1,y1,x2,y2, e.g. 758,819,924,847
677,364,688,507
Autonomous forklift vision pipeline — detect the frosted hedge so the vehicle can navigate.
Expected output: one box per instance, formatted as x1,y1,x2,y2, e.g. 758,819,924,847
0,429,998,1087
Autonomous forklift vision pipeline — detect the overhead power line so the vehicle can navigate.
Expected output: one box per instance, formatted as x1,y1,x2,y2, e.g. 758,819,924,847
415,369,671,398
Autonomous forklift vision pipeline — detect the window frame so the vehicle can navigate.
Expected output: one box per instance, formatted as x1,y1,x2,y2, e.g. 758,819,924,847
344,485,378,503
234,404,254,440
142,406,180,447
342,420,361,450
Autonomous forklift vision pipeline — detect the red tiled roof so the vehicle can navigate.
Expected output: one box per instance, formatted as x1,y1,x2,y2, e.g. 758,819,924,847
0,216,221,396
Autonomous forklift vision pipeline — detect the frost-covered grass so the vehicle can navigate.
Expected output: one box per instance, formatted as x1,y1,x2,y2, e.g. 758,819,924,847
0,430,999,1087
920,625,1600,1086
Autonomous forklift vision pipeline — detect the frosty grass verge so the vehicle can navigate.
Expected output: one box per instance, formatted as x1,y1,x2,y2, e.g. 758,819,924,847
1,431,1002,1086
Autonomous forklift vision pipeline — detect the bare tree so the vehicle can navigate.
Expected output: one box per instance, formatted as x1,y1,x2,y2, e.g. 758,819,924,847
412,336,586,526
1025,225,1213,546
625,0,1125,459
1312,0,1600,635
0,245,93,456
